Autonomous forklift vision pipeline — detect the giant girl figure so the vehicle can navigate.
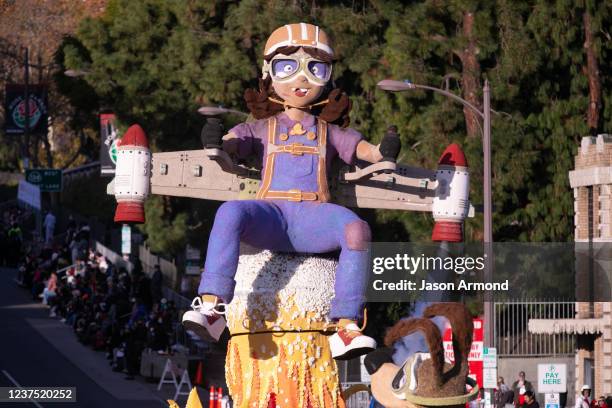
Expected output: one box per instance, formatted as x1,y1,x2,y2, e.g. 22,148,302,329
182,23,399,361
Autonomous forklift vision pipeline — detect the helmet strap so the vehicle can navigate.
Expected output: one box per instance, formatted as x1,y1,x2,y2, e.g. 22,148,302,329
268,97,329,110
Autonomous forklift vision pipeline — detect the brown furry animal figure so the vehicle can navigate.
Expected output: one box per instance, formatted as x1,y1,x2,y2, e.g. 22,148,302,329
368,303,478,408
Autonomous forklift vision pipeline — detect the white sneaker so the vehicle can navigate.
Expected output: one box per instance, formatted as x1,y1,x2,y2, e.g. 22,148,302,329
329,323,376,360
181,296,227,342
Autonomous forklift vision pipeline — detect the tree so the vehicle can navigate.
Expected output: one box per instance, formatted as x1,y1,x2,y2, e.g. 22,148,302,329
0,0,107,170
59,0,612,251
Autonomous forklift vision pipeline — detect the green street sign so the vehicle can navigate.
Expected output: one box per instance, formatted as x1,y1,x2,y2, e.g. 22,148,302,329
25,168,62,192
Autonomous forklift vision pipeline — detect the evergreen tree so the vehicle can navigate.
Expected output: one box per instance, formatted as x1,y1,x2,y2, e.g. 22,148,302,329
58,0,612,251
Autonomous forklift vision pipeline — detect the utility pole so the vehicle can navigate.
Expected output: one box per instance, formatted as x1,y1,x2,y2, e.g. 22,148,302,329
378,78,496,406
23,47,30,169
482,80,495,408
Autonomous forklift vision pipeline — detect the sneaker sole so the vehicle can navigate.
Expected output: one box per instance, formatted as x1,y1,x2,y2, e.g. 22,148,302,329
333,346,375,361
182,320,218,342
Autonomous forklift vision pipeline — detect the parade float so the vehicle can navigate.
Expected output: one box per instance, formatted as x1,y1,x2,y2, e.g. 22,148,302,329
108,23,472,408
366,303,479,408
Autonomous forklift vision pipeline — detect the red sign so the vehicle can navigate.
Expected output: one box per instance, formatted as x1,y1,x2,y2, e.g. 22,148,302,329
99,113,118,176
4,84,48,135
443,318,484,388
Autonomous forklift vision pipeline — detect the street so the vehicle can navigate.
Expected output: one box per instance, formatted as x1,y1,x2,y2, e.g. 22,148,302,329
0,267,169,408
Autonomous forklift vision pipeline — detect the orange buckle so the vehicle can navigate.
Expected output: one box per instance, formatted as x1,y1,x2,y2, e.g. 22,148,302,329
287,189,303,202
286,143,304,156
263,189,318,202
284,189,318,202
280,143,318,156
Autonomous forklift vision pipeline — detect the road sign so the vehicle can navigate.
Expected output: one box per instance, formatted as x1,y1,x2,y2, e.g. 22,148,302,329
444,318,484,387
538,364,566,393
483,367,498,388
185,260,201,276
25,168,62,192
360,355,371,383
545,393,560,408
185,245,201,275
484,390,492,408
483,347,497,368
121,224,131,254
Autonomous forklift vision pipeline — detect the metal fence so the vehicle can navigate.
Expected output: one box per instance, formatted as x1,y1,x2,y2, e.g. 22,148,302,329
341,382,371,408
139,244,179,290
494,300,576,356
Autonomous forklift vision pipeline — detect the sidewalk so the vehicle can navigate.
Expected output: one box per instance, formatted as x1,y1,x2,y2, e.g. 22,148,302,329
2,266,220,407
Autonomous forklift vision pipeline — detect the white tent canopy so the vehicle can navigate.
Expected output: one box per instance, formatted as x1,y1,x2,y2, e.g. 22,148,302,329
528,318,605,335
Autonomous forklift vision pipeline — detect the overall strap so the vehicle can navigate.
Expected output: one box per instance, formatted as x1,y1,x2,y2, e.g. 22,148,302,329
256,115,331,203
316,118,331,202
256,117,277,199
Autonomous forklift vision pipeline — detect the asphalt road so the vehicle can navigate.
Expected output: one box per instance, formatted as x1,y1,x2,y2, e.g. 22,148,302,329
0,267,168,408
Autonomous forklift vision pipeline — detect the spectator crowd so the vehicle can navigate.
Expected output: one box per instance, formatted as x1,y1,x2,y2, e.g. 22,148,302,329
495,372,611,408
9,209,180,381
1,206,25,267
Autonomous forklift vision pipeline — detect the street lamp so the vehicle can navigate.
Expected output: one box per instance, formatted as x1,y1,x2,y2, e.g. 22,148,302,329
63,69,90,78
377,77,495,362
377,79,492,246
197,106,248,118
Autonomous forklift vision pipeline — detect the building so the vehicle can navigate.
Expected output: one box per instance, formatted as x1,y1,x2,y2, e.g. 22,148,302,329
530,134,612,399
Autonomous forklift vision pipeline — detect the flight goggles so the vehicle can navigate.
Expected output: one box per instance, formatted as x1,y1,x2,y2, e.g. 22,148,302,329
263,55,332,86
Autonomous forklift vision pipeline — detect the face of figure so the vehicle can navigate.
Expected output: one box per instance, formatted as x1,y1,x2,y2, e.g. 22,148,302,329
518,371,525,381
525,394,534,404
270,48,330,108
583,390,591,398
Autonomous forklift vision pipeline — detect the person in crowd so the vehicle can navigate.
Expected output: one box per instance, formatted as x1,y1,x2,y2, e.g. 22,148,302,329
512,371,534,407
151,265,163,305
31,267,46,300
43,210,56,245
496,376,514,408
575,385,594,408
523,391,539,408
42,271,58,306
596,396,609,408
0,226,8,266
7,222,23,266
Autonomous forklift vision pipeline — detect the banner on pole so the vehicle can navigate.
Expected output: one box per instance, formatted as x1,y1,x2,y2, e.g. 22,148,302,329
444,318,484,388
17,180,41,209
100,113,119,176
4,84,48,135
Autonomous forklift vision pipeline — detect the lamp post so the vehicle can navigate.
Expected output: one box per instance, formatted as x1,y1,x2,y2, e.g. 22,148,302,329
377,77,494,377
197,106,248,118
63,69,91,78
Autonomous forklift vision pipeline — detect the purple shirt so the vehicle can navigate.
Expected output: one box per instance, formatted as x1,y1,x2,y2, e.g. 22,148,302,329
229,112,363,173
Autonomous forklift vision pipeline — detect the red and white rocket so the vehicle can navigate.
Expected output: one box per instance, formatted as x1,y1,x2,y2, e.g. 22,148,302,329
431,143,470,242
113,124,151,224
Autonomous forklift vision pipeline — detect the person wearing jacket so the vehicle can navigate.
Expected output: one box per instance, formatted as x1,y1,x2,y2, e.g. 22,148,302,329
575,385,595,408
512,371,534,407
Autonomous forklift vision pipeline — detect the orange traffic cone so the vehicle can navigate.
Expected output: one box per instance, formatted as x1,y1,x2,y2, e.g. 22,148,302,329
268,392,277,408
209,386,215,408
216,387,222,408
193,361,204,386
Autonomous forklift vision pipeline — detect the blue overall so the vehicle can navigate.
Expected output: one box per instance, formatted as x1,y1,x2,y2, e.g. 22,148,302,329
199,113,370,319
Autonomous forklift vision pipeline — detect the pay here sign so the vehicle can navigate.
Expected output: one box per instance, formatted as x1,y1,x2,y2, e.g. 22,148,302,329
537,364,567,393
